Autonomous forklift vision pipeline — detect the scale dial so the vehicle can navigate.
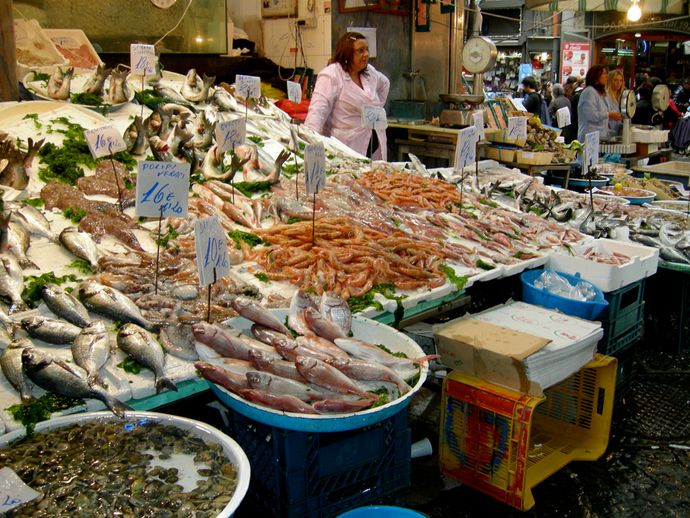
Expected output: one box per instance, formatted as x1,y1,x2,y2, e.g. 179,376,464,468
151,0,177,9
620,89,636,118
652,84,670,112
462,36,498,74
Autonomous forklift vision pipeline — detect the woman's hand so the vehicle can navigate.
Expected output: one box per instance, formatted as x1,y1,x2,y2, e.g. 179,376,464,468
609,111,623,121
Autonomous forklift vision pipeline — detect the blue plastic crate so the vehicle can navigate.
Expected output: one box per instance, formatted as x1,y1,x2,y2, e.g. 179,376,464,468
226,407,411,518
599,303,645,356
520,269,609,320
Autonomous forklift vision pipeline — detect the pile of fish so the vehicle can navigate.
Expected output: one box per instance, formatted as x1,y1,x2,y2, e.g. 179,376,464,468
33,64,132,105
194,293,432,415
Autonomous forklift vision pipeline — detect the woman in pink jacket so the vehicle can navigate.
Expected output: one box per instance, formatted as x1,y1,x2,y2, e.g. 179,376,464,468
305,31,390,160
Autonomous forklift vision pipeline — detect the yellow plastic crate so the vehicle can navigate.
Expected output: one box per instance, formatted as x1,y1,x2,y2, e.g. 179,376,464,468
485,128,527,148
439,354,617,511
485,145,516,162
515,150,555,165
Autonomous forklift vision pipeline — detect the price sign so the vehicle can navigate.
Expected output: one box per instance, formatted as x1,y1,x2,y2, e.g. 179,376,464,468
556,106,571,128
454,126,478,171
287,80,302,104
194,216,230,287
472,110,485,141
0,467,41,512
507,116,527,141
304,142,326,195
360,105,388,130
84,126,127,159
235,75,261,99
135,161,190,217
584,131,600,171
130,44,156,75
214,118,246,153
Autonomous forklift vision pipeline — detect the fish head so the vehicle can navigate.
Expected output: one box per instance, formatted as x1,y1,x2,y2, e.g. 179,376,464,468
20,316,41,332
8,338,32,350
21,346,49,372
245,371,265,386
185,68,199,84
85,320,107,334
192,321,216,340
117,323,141,339
78,280,101,299
295,356,317,369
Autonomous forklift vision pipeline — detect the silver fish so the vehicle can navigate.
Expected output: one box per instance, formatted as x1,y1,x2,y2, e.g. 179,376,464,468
0,137,44,190
7,220,38,269
10,204,56,242
334,337,435,370
248,349,305,382
153,84,196,110
239,388,319,414
21,347,130,417
0,307,18,338
192,321,280,361
327,357,411,395
319,291,352,336
79,280,156,331
148,136,174,162
181,70,215,103
303,307,346,342
158,322,199,361
0,339,34,403
295,356,376,400
71,320,110,388
245,370,326,402
194,361,248,394
82,63,111,96
117,323,177,393
105,67,131,104
59,227,101,272
21,315,81,344
288,290,319,335
41,283,91,327
210,87,239,112
0,253,27,314
123,115,148,155
47,66,74,100
189,109,215,150
230,296,290,335
168,116,194,157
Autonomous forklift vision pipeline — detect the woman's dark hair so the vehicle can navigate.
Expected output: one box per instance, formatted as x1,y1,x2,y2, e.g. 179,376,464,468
585,65,607,94
332,31,368,75
521,76,537,90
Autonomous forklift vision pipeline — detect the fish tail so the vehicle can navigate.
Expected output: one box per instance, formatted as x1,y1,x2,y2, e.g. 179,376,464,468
1,320,18,339
88,374,108,389
18,257,39,270
413,354,439,366
103,394,132,418
8,300,28,315
155,376,178,393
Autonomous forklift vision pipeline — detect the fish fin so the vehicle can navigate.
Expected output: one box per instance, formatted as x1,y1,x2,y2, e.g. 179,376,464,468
88,374,108,389
18,256,39,270
412,354,439,366
8,301,29,315
103,394,132,418
155,376,178,393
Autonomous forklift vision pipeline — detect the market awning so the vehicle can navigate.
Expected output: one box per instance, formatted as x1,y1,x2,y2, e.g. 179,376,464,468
524,0,685,14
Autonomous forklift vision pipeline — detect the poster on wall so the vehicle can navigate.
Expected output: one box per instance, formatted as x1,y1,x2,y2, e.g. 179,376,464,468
560,42,590,83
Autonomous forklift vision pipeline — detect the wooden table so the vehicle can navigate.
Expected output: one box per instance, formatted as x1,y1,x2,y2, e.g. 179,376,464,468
388,122,460,167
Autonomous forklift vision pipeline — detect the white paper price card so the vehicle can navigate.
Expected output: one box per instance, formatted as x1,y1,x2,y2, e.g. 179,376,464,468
453,126,478,171
0,467,41,512
304,142,326,195
287,80,302,104
507,117,527,141
136,161,190,218
130,43,156,75
556,106,571,129
472,110,485,141
214,118,246,153
235,75,261,99
584,131,600,170
194,216,230,287
84,125,127,159
360,105,388,130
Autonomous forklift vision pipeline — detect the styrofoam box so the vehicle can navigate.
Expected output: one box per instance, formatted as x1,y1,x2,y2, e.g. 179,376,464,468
632,128,669,143
546,238,659,292
14,19,68,77
44,29,103,69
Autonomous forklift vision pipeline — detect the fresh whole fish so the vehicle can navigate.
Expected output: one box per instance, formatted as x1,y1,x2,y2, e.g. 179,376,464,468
245,370,326,401
82,63,111,96
59,227,101,271
230,296,290,335
192,321,281,361
288,290,319,335
71,320,110,388
210,87,239,112
0,307,18,338
21,347,130,417
0,339,34,403
21,315,81,344
319,291,352,336
334,337,436,371
0,137,44,190
303,307,346,342
312,399,374,413
117,323,177,393
0,253,28,314
152,84,197,111
158,322,199,361
327,357,411,395
105,67,131,104
295,356,377,400
123,115,148,155
148,136,174,162
47,66,74,100
238,388,319,414
194,361,248,393
181,69,215,103
79,280,157,331
295,335,350,360
10,204,56,242
41,283,91,327
248,350,305,382
7,220,38,269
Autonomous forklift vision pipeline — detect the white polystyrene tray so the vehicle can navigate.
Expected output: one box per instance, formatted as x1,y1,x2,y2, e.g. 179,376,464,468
546,238,659,292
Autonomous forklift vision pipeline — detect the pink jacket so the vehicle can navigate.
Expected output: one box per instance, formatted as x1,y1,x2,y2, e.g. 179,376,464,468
305,63,390,160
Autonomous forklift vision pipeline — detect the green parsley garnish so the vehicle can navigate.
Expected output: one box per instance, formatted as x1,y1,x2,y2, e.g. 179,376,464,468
232,181,273,197
68,259,95,274
23,198,44,208
476,259,496,270
439,264,468,291
228,230,264,249
156,224,179,247
8,393,84,437
63,207,87,223
117,356,144,374
247,135,265,147
254,272,270,283
22,272,79,308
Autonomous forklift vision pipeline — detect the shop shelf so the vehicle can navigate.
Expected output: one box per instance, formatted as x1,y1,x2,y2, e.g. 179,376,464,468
224,406,411,518
439,354,617,511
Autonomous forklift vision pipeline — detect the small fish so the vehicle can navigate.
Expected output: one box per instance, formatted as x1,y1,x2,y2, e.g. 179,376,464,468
41,283,91,327
194,361,248,394
238,388,319,414
245,370,326,402
303,307,346,342
59,227,101,271
153,84,197,110
319,291,352,336
334,337,436,370
210,87,239,112
230,296,290,335
117,323,177,393
47,66,74,100
22,347,130,417
0,137,44,190
295,356,377,400
123,115,148,155
0,339,34,403
82,63,111,96
181,69,215,103
327,357,411,395
10,204,56,242
192,321,280,361
79,280,157,331
288,290,318,335
296,335,350,360
7,220,38,269
0,253,27,314
248,350,305,382
71,320,110,388
158,322,199,361
148,136,174,162
312,398,374,413
21,315,81,344
0,307,18,338
105,67,131,104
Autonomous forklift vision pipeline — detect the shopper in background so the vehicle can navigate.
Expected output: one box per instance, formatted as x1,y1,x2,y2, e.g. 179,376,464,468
605,69,625,137
305,31,390,160
577,65,623,143
632,82,655,126
563,76,582,143
520,76,542,115
541,81,553,106
672,78,690,113
549,83,572,129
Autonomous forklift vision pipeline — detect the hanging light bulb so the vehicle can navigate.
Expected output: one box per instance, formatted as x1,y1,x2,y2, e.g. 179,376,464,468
627,0,642,22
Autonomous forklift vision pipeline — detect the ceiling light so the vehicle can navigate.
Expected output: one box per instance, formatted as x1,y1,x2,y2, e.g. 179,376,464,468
635,32,642,37
627,0,642,22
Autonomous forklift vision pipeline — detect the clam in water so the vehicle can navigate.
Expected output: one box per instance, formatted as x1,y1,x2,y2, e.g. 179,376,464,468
0,419,238,517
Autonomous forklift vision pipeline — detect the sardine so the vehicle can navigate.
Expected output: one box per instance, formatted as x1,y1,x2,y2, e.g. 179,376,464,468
158,322,199,361
245,370,326,402
82,63,111,96
123,115,148,155
295,356,377,400
21,315,81,344
303,307,346,342
0,137,44,190
71,320,110,388
0,339,34,403
59,227,101,272
194,361,248,393
238,388,319,414
0,253,27,314
288,290,319,335
319,291,352,336
327,357,411,395
79,280,157,331
10,204,56,242
41,283,91,327
230,296,290,335
47,66,74,100
7,220,38,269
21,347,130,417
117,323,176,393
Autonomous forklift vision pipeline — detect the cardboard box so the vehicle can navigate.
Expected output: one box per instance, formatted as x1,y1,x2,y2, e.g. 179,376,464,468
485,145,516,162
515,150,554,165
44,29,103,69
14,19,68,77
485,128,527,148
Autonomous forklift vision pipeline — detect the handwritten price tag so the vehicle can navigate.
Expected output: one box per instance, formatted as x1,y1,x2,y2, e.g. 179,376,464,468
194,216,230,287
556,106,571,128
507,117,527,141
130,44,156,76
473,110,485,141
84,126,127,159
135,161,190,217
235,75,261,99
287,80,302,104
304,142,326,195
454,126,478,171
584,131,600,171
214,118,246,153
0,467,41,512
360,105,388,130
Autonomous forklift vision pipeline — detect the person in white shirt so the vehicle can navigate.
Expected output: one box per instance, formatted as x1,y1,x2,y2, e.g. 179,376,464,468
305,31,390,160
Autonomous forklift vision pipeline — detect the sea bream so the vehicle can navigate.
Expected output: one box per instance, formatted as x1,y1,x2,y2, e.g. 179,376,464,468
71,320,110,388
59,227,101,272
21,315,81,345
288,290,319,335
41,283,91,328
9,203,56,242
116,323,177,393
21,347,130,417
6,220,38,269
0,253,28,314
0,339,34,403
79,280,157,331
47,66,74,100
